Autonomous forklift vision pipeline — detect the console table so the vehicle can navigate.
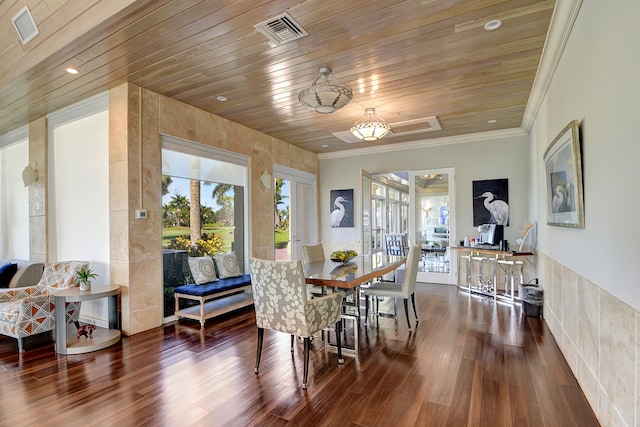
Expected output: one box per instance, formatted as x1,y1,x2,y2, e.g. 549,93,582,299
54,284,121,354
452,247,533,301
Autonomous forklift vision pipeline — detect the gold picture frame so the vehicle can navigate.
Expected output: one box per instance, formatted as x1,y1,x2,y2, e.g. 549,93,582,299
543,120,584,228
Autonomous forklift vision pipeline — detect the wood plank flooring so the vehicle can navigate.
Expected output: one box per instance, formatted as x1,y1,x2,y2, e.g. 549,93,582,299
0,283,599,426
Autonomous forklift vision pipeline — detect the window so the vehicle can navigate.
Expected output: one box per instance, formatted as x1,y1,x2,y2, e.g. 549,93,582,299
161,137,248,319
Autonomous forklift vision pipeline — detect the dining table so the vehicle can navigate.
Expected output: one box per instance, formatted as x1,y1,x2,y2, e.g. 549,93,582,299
303,252,406,290
303,252,406,355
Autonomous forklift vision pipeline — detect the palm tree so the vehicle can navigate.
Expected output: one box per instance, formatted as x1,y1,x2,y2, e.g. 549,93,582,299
190,180,201,243
274,178,287,229
165,194,189,227
162,175,172,196
210,183,233,205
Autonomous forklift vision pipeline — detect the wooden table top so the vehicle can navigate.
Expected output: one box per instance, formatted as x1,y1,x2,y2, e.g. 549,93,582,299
304,254,406,289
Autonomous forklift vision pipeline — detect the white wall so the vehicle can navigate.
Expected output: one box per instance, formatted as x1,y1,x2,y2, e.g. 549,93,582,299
319,134,531,251
531,0,640,310
0,139,29,259
49,98,110,325
528,1,640,425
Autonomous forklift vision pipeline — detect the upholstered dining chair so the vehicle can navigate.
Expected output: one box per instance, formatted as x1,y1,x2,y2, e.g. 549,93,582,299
249,257,344,389
303,243,325,264
0,261,89,352
303,243,327,297
363,244,421,332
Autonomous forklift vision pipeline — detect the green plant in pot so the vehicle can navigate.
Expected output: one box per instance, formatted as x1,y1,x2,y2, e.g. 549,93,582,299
76,267,98,292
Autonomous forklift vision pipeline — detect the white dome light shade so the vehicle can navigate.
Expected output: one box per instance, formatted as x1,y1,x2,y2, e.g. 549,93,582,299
298,67,352,113
350,108,391,141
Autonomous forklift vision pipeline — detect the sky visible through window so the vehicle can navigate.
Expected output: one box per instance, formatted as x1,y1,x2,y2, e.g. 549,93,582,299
163,177,218,208
162,176,290,212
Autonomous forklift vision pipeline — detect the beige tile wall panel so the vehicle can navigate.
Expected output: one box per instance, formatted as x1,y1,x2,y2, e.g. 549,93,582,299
107,83,318,335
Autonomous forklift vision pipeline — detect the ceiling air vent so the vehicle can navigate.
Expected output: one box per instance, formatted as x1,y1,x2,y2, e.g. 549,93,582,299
12,6,39,45
390,116,442,135
254,13,308,47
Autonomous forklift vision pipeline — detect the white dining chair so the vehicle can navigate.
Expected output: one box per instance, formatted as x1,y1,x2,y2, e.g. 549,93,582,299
363,244,421,332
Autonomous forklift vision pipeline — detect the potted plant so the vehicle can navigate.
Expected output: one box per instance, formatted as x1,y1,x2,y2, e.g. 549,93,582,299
76,267,98,292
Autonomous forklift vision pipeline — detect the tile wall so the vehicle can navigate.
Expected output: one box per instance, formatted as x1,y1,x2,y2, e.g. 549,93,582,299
540,252,638,427
107,83,319,335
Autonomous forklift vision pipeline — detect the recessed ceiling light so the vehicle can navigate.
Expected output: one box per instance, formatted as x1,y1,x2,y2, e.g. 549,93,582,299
66,67,79,74
488,119,497,124
321,144,329,148
216,96,228,102
484,20,502,31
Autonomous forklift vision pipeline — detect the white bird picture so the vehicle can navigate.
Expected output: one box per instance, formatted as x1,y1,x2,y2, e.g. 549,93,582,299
552,185,565,213
476,191,509,225
330,195,352,227
551,182,571,213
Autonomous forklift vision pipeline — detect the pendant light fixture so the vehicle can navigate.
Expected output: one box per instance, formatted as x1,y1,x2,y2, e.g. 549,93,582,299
298,66,352,114
350,108,391,141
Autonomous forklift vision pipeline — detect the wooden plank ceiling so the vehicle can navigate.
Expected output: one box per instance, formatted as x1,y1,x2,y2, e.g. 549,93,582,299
0,0,555,153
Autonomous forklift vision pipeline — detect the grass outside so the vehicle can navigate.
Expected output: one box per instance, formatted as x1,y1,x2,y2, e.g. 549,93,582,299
162,226,235,253
163,226,291,251
275,228,289,249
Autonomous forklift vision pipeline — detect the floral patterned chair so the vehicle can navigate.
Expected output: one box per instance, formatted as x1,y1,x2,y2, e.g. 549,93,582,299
249,257,344,389
0,261,89,352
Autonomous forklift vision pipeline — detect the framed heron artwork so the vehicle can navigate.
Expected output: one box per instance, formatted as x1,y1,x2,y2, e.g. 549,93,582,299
330,189,354,227
472,179,509,227
544,120,584,228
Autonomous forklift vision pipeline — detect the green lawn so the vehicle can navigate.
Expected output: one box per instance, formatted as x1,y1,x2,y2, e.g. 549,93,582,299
163,226,290,251
274,228,290,249
162,226,235,253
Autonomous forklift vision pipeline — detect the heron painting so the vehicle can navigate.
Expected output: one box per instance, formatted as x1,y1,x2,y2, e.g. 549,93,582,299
544,120,584,228
472,179,509,226
330,189,354,227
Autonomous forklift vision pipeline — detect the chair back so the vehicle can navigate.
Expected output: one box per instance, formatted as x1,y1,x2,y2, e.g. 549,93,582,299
385,233,408,256
38,261,90,295
249,258,311,336
303,244,325,263
401,244,421,296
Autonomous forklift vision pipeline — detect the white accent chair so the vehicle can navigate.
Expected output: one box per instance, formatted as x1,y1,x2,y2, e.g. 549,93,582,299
0,261,89,352
363,244,420,332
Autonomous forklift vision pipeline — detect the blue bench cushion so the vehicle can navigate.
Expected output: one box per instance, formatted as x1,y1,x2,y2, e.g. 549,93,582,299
174,274,251,297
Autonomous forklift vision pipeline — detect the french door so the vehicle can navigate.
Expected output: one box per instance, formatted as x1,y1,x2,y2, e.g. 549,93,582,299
273,165,317,261
410,168,456,284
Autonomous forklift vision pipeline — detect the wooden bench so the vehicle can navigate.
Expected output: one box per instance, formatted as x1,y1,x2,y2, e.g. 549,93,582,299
174,274,252,327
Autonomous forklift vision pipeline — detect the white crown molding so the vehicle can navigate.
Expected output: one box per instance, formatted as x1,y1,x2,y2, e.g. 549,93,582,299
318,128,527,160
0,124,28,148
46,91,109,128
521,0,584,132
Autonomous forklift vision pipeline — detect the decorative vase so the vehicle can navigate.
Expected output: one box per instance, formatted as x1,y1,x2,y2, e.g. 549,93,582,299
79,281,91,292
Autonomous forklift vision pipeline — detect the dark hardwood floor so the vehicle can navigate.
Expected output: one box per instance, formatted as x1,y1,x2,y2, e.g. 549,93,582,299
0,283,599,427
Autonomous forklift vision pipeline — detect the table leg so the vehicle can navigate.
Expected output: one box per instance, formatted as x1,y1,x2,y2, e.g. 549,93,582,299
54,296,67,354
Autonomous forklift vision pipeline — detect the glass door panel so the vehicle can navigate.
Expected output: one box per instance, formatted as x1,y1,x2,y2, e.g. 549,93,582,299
410,168,455,284
274,165,317,261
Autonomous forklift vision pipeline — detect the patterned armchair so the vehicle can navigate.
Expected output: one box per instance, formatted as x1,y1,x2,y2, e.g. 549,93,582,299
0,261,89,352
249,258,344,389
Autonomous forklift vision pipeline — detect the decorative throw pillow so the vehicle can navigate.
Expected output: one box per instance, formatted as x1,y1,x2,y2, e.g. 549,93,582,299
188,256,218,285
214,253,242,279
0,262,18,288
